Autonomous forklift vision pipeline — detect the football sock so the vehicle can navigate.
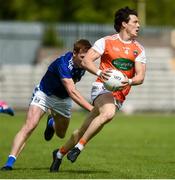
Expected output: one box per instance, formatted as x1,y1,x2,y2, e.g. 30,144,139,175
0,107,3,112
0,107,14,116
48,117,54,128
0,101,14,116
56,147,67,159
75,138,87,151
3,108,15,116
5,155,16,167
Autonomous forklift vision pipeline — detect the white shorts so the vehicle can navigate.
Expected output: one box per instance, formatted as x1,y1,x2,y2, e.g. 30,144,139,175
30,86,72,118
91,82,122,109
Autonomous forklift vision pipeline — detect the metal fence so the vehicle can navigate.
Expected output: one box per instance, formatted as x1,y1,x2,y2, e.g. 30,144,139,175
0,22,173,64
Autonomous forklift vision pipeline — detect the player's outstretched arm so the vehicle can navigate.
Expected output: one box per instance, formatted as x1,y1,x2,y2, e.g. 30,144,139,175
62,78,93,112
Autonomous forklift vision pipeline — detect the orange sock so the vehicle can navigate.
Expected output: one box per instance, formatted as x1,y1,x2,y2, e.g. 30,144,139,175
79,138,87,146
75,138,87,151
60,147,68,155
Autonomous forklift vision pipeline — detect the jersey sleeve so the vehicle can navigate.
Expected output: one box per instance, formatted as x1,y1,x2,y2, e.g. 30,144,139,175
58,64,72,79
135,49,146,64
92,38,105,55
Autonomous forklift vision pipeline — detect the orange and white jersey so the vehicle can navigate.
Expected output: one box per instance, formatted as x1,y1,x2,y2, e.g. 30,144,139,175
92,34,146,102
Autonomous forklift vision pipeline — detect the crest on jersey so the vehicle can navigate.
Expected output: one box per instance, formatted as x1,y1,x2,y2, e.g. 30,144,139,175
133,50,138,56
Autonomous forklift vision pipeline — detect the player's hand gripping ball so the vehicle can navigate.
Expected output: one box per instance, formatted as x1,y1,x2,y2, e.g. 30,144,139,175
103,69,125,91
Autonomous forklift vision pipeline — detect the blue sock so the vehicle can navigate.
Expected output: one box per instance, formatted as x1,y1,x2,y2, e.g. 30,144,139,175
48,117,54,128
0,107,14,116
5,155,16,167
4,108,15,116
0,106,4,112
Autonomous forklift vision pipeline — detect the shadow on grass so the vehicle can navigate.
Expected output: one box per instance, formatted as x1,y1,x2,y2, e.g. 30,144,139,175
61,169,109,174
14,167,49,171
14,167,109,174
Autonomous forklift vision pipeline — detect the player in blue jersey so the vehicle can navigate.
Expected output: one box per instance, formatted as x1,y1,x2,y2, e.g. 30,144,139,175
1,39,93,171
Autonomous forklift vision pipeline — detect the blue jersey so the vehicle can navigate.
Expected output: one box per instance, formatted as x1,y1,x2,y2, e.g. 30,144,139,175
39,52,85,99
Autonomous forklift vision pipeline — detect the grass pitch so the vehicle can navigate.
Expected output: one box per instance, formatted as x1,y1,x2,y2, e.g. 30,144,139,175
0,111,175,179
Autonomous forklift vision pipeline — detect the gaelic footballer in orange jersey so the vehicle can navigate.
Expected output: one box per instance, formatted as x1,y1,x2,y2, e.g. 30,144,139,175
93,34,146,102
49,7,147,172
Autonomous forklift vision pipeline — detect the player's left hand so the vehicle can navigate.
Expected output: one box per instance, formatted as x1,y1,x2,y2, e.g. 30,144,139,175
120,74,129,89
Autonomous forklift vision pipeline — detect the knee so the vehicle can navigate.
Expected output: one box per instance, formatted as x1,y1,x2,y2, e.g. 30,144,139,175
106,111,115,120
72,129,79,138
22,122,37,136
100,110,116,124
72,129,82,141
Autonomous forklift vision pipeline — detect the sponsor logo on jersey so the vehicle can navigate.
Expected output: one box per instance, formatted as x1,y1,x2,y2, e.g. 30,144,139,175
68,59,74,70
112,46,120,52
112,58,134,70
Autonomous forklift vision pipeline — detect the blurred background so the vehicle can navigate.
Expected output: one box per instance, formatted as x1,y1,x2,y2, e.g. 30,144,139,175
0,0,175,113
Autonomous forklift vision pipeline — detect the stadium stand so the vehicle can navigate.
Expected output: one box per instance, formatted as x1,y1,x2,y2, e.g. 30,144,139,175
0,22,175,112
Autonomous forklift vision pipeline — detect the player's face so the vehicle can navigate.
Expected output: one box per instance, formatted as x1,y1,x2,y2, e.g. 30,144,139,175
73,49,87,68
125,15,140,38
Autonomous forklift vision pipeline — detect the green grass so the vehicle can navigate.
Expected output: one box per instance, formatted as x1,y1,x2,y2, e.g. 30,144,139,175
0,111,175,179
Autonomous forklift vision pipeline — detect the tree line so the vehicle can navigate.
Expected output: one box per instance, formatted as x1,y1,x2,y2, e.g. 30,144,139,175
0,0,174,26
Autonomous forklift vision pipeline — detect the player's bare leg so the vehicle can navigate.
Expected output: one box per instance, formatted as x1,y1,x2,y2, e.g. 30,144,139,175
50,108,98,172
1,105,45,170
67,93,116,162
44,112,70,141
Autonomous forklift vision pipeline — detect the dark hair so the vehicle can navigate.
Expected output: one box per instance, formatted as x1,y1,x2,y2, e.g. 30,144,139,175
73,39,92,53
114,6,137,33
